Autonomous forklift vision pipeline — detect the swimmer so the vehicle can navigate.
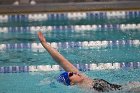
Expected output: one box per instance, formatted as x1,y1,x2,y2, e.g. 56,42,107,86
37,31,140,92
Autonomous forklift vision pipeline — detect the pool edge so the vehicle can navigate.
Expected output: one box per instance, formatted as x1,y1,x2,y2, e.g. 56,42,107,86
0,1,140,14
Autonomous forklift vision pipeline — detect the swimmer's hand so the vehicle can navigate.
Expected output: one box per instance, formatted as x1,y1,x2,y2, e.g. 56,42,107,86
38,31,46,43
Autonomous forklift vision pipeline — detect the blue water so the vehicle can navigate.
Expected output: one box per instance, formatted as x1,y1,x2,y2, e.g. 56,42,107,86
0,69,140,93
0,11,140,93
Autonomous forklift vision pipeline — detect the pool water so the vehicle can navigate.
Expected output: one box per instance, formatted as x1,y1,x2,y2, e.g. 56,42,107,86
0,11,140,93
0,69,140,93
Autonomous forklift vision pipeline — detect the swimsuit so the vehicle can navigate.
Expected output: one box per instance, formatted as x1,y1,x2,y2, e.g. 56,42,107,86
92,79,122,92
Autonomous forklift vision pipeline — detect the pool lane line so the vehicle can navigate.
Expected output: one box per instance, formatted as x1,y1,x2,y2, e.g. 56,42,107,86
0,62,140,73
0,39,140,51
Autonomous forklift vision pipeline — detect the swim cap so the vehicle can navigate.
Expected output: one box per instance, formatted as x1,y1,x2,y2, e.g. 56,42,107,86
57,72,70,86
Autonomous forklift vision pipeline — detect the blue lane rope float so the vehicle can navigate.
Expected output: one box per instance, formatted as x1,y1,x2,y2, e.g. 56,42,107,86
0,23,140,33
0,11,139,23
0,62,140,73
0,40,139,51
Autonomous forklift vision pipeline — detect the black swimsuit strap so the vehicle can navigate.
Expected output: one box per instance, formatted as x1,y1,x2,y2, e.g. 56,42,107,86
92,79,122,92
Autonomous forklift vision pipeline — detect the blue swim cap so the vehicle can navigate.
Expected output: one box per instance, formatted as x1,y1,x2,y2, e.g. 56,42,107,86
57,72,70,86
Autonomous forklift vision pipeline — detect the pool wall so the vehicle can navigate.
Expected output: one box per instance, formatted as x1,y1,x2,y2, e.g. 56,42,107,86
0,1,139,14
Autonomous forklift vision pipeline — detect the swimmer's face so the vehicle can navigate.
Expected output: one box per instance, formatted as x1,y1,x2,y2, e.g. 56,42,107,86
68,72,84,85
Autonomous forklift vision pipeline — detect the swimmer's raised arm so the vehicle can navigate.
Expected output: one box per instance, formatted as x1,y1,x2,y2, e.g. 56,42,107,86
37,31,79,73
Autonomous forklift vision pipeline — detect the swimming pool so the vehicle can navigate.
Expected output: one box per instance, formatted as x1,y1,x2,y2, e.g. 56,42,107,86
0,10,140,93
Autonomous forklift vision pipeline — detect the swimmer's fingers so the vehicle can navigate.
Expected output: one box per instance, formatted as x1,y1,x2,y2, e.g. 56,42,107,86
38,31,46,43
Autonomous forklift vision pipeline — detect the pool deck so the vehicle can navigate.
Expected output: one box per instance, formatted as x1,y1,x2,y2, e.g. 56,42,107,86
0,1,140,14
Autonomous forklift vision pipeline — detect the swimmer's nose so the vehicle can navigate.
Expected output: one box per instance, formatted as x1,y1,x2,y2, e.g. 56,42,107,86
77,74,81,76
